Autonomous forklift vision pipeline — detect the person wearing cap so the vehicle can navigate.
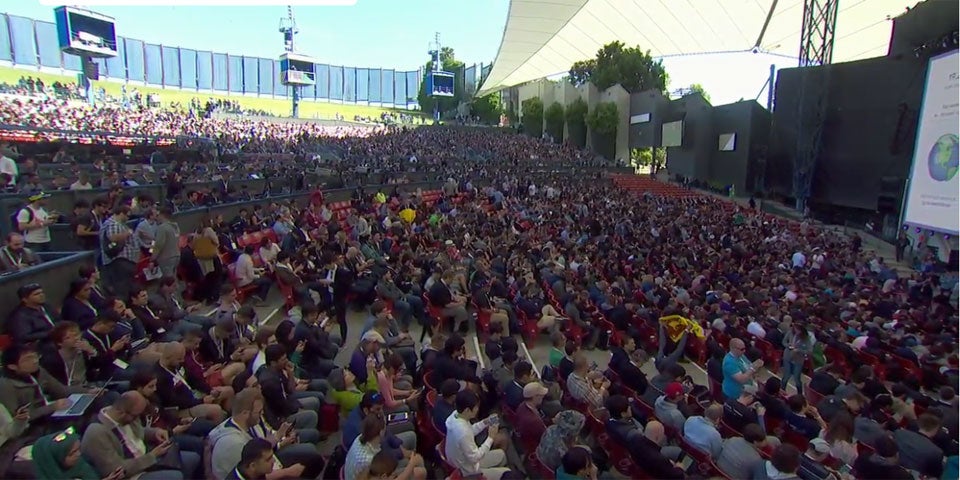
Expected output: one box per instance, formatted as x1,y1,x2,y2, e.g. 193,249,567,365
349,330,386,386
16,191,54,252
6,283,58,347
0,232,42,272
797,438,840,480
514,381,549,450
654,381,688,433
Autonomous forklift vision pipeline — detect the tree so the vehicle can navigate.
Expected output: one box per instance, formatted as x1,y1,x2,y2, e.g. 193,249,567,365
470,91,502,125
568,41,668,94
688,83,710,103
418,46,465,117
521,97,544,138
564,98,588,148
630,147,667,172
586,101,619,159
544,102,565,143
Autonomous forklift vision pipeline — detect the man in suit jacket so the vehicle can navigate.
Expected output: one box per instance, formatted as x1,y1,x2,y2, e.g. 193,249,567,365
427,270,469,332
80,391,200,480
616,347,650,396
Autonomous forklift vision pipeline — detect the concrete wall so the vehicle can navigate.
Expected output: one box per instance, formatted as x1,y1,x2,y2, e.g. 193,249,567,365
628,90,671,148
709,100,771,194
664,93,714,181
516,79,630,162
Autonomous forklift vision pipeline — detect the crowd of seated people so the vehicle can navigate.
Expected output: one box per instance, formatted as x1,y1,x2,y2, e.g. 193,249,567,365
0,95,956,480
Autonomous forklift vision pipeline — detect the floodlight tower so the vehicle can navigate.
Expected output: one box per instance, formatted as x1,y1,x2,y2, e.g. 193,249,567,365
278,6,315,118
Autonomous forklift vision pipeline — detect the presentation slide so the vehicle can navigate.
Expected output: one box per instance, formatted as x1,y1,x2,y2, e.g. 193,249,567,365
719,133,736,151
662,120,683,147
903,50,959,235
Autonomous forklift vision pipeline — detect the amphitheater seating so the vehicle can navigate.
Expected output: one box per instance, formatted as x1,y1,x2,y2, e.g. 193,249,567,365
611,174,700,198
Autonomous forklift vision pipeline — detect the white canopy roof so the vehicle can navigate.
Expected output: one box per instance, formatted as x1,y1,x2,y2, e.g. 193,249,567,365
478,0,915,95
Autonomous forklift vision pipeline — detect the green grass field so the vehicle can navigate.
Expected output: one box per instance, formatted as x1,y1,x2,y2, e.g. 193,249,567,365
0,66,423,120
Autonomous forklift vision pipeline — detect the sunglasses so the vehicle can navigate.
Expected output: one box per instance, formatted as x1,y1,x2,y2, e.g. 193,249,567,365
53,426,76,442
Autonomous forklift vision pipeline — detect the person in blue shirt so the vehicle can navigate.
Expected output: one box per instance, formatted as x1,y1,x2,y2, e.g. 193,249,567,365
722,338,762,400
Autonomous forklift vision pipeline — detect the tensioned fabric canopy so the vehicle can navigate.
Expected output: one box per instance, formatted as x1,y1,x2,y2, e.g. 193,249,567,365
478,0,915,95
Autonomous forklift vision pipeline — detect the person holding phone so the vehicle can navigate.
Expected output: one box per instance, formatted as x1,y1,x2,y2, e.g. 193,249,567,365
444,390,511,480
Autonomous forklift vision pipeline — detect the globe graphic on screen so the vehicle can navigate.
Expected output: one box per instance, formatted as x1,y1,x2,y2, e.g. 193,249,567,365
928,134,960,182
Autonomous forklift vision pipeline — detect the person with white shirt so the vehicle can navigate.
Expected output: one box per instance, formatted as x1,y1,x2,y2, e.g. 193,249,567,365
746,319,767,339
791,250,806,269
233,246,272,303
70,171,94,190
0,147,18,183
17,193,55,252
444,390,511,480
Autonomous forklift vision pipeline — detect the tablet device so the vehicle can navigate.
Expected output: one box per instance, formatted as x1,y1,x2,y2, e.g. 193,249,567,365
386,412,410,425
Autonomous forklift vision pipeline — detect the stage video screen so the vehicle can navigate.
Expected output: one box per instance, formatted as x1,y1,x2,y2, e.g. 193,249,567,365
719,133,736,151
903,50,959,235
430,72,455,97
662,120,683,147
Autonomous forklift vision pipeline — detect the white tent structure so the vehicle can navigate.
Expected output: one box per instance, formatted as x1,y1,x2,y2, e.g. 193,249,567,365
478,0,916,96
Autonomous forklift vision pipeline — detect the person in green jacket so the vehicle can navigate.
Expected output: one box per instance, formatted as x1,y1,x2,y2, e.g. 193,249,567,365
549,331,567,368
327,366,379,415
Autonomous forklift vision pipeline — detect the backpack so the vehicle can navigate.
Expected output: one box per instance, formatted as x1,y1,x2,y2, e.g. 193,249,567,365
11,206,33,232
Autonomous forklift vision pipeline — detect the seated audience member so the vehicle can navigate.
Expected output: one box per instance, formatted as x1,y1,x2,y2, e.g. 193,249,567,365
128,370,214,459
758,377,790,420
0,403,33,479
683,403,725,459
853,395,897,448
83,315,132,382
548,331,566,368
256,344,319,431
514,382,550,452
347,416,409,480
537,410,586,471
40,321,98,388
654,381,687,433
716,423,771,480
362,449,427,480
894,412,947,478
429,335,481,388
427,270,470,333
81,391,201,480
154,341,227,422
128,286,177,341
61,278,100,330
566,354,610,411
0,344,81,427
234,245,272,303
348,392,417,458
627,420,686,479
377,353,421,413
618,347,650,395
557,342,578,381
723,383,767,434
445,390,511,480
753,443,803,480
0,232,42,271
328,366,379,415
225,438,275,480
815,388,866,423
150,276,211,332
807,364,844,396
208,388,310,480
605,394,646,445
349,332,386,387
851,435,914,479
6,283,58,348
432,380,460,433
785,394,827,440
797,438,840,480
293,302,340,379
484,323,505,362
32,427,110,480
557,446,599,480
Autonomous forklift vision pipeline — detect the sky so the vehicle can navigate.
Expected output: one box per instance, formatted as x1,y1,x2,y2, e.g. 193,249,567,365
8,0,800,105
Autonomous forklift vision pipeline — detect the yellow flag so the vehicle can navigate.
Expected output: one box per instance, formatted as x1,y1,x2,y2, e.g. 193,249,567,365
658,315,705,342
399,208,416,223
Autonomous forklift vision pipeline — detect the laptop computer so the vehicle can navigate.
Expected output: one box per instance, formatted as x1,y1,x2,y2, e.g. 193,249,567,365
51,393,96,418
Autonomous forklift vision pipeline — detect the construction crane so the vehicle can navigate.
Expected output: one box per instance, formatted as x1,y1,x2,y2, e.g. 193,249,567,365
279,5,297,53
